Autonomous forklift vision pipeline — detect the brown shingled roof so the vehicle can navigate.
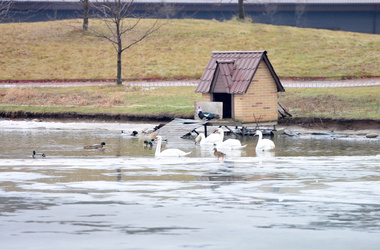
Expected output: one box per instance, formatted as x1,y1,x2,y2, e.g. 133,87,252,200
195,51,285,94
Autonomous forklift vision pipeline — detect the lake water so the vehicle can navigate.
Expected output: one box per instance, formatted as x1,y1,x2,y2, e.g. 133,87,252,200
0,120,379,249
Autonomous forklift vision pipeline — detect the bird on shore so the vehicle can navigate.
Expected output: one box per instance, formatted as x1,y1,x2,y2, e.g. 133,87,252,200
213,148,226,160
254,131,275,151
197,106,220,120
83,142,106,149
32,151,46,158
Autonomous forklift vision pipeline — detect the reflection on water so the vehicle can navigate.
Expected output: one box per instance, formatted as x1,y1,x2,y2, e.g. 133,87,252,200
0,122,379,249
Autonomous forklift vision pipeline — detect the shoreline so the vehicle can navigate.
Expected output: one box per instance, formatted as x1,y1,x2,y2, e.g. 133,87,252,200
1,112,379,136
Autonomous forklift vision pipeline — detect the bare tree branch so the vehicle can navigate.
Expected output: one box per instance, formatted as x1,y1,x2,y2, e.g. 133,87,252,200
0,0,13,23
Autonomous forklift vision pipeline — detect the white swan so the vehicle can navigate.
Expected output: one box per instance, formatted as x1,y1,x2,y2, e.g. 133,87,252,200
155,135,191,157
214,128,247,150
194,132,220,145
255,130,275,151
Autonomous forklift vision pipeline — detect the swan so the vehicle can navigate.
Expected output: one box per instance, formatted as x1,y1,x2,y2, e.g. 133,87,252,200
194,132,220,145
254,131,275,151
214,128,247,150
155,135,191,157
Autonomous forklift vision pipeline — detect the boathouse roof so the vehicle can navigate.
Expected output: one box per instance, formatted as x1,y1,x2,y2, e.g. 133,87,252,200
195,51,285,94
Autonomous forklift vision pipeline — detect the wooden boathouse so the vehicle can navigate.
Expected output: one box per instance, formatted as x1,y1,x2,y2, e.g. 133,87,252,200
194,51,285,134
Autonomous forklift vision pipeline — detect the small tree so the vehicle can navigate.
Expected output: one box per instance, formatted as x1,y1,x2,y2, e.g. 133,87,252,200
88,0,163,84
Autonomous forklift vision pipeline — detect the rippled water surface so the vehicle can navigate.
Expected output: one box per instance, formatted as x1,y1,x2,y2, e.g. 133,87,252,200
0,120,379,250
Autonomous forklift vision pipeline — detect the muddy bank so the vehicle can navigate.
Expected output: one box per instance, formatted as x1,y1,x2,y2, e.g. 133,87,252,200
1,110,379,132
278,117,380,131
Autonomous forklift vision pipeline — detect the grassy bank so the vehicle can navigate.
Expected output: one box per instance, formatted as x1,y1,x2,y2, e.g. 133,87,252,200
0,85,379,119
0,19,379,80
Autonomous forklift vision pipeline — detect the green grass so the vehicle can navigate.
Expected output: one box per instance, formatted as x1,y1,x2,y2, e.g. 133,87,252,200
0,19,379,80
1,85,379,119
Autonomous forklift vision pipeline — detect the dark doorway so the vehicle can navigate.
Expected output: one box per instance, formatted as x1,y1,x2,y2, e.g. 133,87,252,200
213,93,232,119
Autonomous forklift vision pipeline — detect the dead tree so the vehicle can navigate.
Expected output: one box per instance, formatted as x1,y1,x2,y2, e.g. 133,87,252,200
88,0,163,85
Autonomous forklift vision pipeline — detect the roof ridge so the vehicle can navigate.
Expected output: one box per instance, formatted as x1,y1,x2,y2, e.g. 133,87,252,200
212,51,266,54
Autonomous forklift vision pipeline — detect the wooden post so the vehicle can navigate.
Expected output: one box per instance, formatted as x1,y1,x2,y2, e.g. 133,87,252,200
224,126,239,137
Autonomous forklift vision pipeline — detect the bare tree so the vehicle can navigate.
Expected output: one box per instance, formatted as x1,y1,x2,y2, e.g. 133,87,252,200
82,0,89,31
238,0,245,20
88,0,164,84
0,0,13,23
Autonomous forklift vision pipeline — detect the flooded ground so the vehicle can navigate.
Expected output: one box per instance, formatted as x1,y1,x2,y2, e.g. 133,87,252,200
0,120,379,249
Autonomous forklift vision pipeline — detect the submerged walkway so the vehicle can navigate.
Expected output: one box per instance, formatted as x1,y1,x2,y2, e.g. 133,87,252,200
0,78,379,88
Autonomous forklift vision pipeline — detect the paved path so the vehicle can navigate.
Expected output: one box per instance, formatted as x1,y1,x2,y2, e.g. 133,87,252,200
0,78,379,88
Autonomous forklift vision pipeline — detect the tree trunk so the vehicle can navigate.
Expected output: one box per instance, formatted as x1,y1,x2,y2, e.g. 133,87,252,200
117,51,122,85
238,0,245,20
83,0,89,31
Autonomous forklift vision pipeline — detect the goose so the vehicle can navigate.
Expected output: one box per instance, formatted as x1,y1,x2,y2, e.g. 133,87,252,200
84,142,106,149
155,135,191,157
32,151,45,158
214,128,247,150
194,132,220,145
254,131,275,151
213,148,226,160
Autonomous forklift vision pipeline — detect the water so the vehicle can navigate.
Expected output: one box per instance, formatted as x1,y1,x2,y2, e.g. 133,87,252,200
0,120,379,249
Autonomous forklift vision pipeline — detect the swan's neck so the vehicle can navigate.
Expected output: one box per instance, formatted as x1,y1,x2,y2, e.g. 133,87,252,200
258,133,263,142
155,138,162,156
218,130,224,143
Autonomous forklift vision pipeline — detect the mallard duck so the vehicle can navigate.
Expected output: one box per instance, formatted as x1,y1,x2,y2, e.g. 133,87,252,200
213,148,226,160
83,142,106,149
143,140,153,149
121,130,139,137
32,151,46,158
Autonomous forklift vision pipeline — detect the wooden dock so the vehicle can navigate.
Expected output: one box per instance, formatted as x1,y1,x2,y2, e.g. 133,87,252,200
154,118,206,139
155,118,278,139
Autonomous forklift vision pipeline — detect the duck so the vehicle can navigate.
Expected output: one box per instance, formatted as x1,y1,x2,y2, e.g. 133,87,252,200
143,140,153,149
194,132,220,145
197,106,220,120
83,142,106,149
214,128,247,150
155,135,191,157
213,148,226,160
32,151,46,158
254,131,275,151
121,130,139,137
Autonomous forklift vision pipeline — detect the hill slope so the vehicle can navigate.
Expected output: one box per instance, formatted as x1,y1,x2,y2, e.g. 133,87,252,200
0,19,379,80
